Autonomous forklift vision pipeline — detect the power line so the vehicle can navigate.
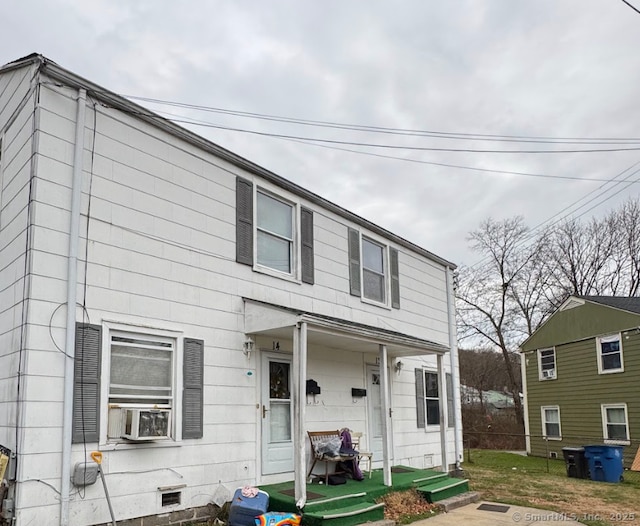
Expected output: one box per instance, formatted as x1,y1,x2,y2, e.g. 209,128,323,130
133,114,640,154
620,0,640,15
124,94,640,145
144,106,636,183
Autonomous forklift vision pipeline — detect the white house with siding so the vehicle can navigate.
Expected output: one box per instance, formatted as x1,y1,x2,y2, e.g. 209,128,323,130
0,54,462,526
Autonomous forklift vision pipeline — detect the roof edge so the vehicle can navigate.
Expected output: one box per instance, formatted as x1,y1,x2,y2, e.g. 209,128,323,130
14,54,456,269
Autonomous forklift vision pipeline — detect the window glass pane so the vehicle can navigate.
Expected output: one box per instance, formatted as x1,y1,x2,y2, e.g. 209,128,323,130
426,400,440,425
545,409,559,424
602,352,621,370
257,192,292,238
269,361,290,400
607,424,627,440
425,373,439,398
540,349,555,370
270,401,291,441
546,422,560,437
257,231,291,273
363,269,385,302
606,407,626,424
362,238,384,273
110,345,172,398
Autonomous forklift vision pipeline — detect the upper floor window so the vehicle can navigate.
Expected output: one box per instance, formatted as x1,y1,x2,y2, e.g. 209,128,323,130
596,334,624,374
601,404,629,444
348,228,399,309
362,237,386,303
257,191,293,274
538,348,556,380
236,177,314,284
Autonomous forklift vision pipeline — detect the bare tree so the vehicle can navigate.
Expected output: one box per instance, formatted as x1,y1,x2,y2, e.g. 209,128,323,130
608,198,640,296
456,217,532,423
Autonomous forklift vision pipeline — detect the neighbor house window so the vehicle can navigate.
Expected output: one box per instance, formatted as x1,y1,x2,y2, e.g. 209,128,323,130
235,177,315,284
596,334,624,374
601,404,629,443
348,228,400,308
538,348,556,380
256,191,294,274
541,406,561,439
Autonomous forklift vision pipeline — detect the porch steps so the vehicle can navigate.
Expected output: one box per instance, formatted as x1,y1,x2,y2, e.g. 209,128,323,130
302,500,385,526
416,477,470,503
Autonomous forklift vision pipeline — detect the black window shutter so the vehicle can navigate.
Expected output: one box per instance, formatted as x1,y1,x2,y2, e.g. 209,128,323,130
348,228,361,296
72,323,102,443
390,248,400,309
415,368,425,429
300,207,314,284
183,338,204,439
236,177,253,265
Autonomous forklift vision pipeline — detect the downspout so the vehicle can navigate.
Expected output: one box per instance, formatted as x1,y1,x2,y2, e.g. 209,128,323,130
445,267,463,472
60,88,86,526
520,351,531,454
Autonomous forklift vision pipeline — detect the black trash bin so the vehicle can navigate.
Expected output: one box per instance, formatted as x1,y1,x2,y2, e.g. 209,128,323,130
562,447,589,479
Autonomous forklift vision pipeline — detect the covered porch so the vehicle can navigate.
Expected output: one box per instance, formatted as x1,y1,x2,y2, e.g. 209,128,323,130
259,465,470,526
244,299,459,509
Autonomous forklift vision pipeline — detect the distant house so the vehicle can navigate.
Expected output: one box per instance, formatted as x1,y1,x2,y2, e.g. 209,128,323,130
460,385,515,413
519,296,640,462
0,55,463,526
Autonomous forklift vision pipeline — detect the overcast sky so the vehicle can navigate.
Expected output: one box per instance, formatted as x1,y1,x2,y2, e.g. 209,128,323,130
3,0,640,265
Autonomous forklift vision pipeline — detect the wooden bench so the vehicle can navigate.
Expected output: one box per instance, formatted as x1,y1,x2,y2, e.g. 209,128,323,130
307,430,357,485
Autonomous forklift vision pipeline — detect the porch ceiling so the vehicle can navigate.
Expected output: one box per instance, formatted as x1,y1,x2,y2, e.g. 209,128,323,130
244,299,449,357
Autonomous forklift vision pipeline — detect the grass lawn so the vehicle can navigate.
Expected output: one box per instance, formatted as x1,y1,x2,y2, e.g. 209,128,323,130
464,450,640,526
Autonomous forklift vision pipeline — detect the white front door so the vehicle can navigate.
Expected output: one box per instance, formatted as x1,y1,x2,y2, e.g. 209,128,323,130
366,365,384,462
261,353,294,475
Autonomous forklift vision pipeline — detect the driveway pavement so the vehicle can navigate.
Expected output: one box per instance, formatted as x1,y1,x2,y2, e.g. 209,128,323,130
412,501,581,525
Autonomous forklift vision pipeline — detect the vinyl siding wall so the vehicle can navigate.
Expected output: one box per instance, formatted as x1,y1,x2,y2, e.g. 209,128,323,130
7,73,454,526
0,63,38,455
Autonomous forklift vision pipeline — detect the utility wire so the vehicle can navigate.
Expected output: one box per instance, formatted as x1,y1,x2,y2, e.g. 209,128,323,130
620,0,640,15
125,94,640,145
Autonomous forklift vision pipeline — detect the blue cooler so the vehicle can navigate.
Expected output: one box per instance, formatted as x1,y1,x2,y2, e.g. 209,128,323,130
229,488,269,526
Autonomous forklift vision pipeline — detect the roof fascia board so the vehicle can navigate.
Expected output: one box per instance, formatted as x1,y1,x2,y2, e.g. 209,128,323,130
33,56,454,269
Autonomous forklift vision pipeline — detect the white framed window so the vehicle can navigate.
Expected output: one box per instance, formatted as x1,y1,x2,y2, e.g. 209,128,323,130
541,406,561,440
362,237,387,303
348,228,400,309
424,371,440,426
601,404,630,444
596,333,624,374
538,348,556,380
101,324,183,444
256,190,295,275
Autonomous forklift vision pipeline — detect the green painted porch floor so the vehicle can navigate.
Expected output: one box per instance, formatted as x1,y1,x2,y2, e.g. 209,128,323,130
260,466,467,526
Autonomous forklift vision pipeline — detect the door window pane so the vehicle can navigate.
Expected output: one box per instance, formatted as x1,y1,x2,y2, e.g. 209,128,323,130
270,401,291,442
269,361,291,399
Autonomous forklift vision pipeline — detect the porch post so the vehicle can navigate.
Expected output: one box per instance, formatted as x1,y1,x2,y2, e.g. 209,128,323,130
293,322,308,508
379,344,392,486
438,353,449,473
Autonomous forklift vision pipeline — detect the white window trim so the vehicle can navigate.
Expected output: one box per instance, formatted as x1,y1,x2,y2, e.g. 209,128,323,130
99,321,184,448
601,403,630,445
541,405,562,440
596,333,624,375
253,186,301,282
360,233,391,309
537,347,556,381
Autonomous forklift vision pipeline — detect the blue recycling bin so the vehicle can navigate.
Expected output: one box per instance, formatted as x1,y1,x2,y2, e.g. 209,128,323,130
583,445,624,483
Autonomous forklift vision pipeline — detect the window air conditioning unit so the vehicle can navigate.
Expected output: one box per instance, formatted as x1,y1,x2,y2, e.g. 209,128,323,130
542,369,556,379
122,408,171,441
